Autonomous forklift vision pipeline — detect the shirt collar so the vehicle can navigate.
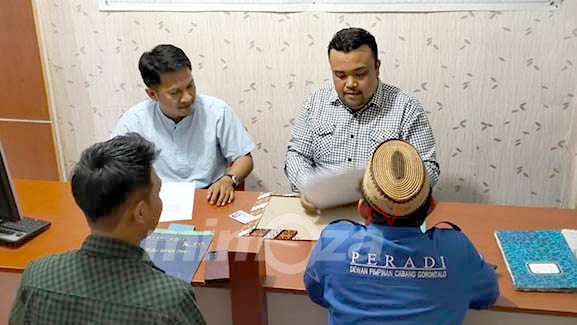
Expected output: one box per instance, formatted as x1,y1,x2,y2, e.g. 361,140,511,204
367,223,423,239
329,80,386,115
153,101,193,128
81,235,146,261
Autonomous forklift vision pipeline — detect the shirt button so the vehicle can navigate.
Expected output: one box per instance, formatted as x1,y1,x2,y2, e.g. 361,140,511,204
350,134,354,138
348,158,352,162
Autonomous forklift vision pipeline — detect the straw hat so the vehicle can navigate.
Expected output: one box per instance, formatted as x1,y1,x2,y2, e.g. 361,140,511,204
361,140,430,220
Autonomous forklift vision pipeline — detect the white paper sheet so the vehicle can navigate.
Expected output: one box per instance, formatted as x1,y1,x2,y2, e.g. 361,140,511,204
561,229,577,259
159,182,195,222
300,169,364,209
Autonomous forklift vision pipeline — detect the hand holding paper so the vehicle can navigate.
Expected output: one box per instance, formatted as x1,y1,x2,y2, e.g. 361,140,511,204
300,169,364,209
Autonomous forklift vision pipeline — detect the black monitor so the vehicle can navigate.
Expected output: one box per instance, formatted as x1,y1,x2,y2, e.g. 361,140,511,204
0,140,22,223
0,139,50,244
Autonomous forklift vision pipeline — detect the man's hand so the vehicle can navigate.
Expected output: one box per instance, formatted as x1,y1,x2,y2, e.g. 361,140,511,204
207,176,235,206
300,195,319,213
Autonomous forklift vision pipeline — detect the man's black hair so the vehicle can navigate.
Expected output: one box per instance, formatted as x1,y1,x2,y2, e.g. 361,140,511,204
71,133,157,223
328,27,379,62
138,44,191,88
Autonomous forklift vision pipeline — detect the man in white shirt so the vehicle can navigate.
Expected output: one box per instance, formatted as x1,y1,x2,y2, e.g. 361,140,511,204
112,44,255,206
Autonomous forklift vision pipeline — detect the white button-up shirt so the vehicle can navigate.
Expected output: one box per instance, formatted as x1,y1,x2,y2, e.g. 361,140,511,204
112,95,255,188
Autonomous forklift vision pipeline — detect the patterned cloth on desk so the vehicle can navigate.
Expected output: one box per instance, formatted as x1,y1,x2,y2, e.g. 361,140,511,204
285,81,439,191
9,235,206,325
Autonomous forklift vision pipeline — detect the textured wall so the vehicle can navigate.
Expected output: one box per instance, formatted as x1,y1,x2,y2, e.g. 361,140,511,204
34,0,577,207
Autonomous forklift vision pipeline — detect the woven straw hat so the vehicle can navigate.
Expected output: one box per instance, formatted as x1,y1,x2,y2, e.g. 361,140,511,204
361,139,430,219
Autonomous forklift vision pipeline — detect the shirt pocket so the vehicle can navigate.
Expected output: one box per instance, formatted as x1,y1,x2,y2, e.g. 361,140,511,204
369,129,399,155
311,122,336,162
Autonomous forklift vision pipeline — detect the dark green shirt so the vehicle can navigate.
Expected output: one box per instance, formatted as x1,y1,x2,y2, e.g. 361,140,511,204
10,235,206,324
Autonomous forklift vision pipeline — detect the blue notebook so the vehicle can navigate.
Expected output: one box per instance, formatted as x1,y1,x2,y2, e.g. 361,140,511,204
140,229,214,283
494,230,577,292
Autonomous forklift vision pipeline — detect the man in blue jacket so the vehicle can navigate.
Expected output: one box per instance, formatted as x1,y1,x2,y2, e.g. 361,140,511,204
304,139,499,324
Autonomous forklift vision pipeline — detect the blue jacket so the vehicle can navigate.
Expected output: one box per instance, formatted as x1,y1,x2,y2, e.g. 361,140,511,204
304,220,499,325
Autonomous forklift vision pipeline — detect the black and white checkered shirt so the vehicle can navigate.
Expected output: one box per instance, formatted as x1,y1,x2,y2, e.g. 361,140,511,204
285,81,439,192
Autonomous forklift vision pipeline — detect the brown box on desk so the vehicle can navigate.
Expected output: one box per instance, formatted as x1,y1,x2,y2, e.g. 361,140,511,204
204,250,230,283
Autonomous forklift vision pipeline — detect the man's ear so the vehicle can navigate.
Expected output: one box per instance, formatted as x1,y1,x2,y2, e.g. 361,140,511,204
358,199,371,222
132,200,147,225
145,88,157,101
375,59,381,77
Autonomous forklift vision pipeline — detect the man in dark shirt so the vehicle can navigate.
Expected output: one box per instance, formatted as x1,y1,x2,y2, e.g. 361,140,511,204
10,133,206,324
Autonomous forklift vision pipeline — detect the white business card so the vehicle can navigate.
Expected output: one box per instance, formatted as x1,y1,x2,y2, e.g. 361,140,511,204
229,210,260,224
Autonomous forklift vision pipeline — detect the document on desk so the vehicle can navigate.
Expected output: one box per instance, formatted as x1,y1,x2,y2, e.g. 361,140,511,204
562,229,577,258
254,196,362,241
141,229,214,283
159,182,195,222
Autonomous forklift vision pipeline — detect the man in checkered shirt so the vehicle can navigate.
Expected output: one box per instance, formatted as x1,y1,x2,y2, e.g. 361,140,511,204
10,133,205,324
285,27,439,210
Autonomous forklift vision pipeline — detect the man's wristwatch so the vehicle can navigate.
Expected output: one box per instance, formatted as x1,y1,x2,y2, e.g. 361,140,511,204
226,174,240,188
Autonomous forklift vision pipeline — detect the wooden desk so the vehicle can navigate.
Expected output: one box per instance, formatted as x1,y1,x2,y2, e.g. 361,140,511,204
430,203,577,317
262,202,577,317
0,179,260,324
0,179,259,274
2,180,577,324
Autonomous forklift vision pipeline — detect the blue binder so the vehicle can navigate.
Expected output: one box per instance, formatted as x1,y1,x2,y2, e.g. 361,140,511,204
494,230,577,292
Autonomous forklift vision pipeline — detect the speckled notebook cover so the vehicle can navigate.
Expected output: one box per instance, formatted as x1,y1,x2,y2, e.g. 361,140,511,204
495,230,577,292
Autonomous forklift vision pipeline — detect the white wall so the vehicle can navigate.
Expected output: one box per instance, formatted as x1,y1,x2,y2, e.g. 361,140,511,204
34,0,577,207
